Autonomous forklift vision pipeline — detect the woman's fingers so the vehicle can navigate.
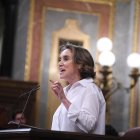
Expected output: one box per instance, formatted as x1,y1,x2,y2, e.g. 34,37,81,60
50,80,60,86
50,80,61,89
49,80,66,101
50,80,58,90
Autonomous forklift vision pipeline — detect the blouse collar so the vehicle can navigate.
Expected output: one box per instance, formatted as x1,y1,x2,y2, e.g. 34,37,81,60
64,78,94,92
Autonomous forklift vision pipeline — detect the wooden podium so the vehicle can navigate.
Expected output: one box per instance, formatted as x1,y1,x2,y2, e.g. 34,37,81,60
0,122,121,140
0,128,121,140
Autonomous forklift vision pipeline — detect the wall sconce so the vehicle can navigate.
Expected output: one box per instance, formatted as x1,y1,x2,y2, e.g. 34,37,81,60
96,37,140,101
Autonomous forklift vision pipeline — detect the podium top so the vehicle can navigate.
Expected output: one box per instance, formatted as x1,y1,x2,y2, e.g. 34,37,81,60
0,127,121,140
0,122,120,140
0,128,31,133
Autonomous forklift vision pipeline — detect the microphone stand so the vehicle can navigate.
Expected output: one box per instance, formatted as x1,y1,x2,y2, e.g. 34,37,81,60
18,85,40,128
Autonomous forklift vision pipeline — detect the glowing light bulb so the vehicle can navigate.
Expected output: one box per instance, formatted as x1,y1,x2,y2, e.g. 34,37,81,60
97,37,112,52
127,53,140,68
99,51,115,66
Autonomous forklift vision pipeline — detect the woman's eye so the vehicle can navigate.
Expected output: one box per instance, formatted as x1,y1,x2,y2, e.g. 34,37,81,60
63,57,69,61
58,58,61,62
63,56,70,61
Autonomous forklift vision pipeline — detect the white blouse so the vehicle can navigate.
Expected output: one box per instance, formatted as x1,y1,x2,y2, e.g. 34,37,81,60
51,78,106,135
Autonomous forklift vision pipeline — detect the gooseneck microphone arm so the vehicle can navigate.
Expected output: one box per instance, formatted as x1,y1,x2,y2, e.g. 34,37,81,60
18,85,40,128
18,85,40,99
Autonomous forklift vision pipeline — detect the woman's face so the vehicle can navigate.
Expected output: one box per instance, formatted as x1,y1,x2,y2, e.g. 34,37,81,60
59,49,80,84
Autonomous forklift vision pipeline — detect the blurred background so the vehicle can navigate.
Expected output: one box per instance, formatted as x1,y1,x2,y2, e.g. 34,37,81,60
0,0,140,135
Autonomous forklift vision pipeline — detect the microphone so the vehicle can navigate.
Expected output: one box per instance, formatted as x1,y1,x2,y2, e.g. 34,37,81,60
12,85,40,110
18,85,40,99
16,85,40,128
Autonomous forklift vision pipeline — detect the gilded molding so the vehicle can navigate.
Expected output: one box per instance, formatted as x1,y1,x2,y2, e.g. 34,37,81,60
24,0,45,126
135,0,140,126
24,0,35,80
47,7,100,16
133,0,139,52
75,0,116,39
109,2,115,39
129,0,140,128
34,4,46,127
73,0,115,6
129,89,136,128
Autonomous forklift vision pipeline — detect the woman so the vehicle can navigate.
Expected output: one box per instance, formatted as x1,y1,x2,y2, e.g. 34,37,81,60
50,43,106,134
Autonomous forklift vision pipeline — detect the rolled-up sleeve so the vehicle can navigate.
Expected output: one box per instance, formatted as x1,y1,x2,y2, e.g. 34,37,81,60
67,88,100,133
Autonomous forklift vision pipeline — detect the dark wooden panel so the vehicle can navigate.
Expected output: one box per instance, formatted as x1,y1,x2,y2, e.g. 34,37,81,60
0,79,38,128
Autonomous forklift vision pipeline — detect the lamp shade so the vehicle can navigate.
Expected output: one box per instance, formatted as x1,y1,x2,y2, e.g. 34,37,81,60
99,51,115,66
97,37,112,52
127,53,140,68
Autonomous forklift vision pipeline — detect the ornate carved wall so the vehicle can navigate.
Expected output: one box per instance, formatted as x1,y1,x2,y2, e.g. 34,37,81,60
13,0,140,132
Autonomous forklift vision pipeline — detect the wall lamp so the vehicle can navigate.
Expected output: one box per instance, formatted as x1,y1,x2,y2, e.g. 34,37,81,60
96,37,140,101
